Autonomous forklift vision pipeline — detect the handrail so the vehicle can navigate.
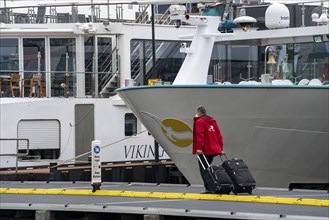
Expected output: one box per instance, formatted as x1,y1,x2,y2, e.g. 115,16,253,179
0,3,170,25
99,47,120,88
134,4,150,24
0,138,29,173
156,7,172,25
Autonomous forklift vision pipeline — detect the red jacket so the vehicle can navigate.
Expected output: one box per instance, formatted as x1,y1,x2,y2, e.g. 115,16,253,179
192,116,223,155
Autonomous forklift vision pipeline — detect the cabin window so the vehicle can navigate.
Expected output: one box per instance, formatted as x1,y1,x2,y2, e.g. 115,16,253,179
0,38,19,97
84,36,113,97
84,36,94,96
130,39,188,86
97,37,112,95
0,38,19,74
292,42,329,80
125,113,137,136
50,38,76,97
23,38,46,97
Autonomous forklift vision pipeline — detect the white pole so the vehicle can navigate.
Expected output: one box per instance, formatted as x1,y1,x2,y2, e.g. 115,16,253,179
91,140,102,192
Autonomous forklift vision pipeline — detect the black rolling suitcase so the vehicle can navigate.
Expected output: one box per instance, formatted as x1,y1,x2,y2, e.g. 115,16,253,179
220,154,256,195
197,154,233,194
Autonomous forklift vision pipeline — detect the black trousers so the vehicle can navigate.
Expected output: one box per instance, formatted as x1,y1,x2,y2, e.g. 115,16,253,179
198,154,216,190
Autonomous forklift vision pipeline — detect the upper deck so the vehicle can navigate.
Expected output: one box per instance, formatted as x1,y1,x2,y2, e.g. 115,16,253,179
0,1,328,99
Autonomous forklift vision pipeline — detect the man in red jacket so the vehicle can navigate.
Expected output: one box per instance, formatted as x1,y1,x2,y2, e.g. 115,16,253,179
193,105,224,193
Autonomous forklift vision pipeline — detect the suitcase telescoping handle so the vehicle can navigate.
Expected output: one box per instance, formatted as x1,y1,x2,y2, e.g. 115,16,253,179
197,154,210,170
219,153,229,162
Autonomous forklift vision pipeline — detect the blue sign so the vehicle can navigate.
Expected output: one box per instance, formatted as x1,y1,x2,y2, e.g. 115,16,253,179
94,145,100,154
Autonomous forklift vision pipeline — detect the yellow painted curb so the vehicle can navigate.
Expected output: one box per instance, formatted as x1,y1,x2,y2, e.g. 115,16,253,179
1,188,328,207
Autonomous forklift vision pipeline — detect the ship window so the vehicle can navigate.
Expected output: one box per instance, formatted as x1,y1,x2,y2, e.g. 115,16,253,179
0,38,19,97
84,36,94,96
0,38,19,74
130,39,187,85
23,38,46,97
50,38,76,97
84,36,113,97
97,37,112,95
125,113,137,136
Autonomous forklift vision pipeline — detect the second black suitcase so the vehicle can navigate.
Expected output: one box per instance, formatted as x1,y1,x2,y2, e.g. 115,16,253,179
221,156,256,195
197,154,233,194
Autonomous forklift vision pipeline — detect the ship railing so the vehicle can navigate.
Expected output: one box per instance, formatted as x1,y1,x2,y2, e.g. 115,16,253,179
134,4,150,24
0,138,29,173
155,5,172,25
99,47,120,97
0,3,173,25
0,1,328,26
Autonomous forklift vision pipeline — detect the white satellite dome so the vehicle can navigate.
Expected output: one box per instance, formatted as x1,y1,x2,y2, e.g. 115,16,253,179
265,3,290,29
234,16,257,24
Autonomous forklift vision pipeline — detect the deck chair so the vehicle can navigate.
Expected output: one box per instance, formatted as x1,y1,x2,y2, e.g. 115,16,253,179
29,74,43,97
9,74,21,97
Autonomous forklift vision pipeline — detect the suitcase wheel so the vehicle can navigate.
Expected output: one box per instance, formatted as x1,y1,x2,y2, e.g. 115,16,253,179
232,188,253,195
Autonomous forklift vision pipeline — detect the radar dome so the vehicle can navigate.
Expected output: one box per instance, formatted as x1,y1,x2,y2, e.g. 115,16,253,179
265,3,290,29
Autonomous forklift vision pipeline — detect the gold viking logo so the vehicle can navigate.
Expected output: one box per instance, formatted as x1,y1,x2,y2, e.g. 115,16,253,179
161,118,192,148
141,111,193,148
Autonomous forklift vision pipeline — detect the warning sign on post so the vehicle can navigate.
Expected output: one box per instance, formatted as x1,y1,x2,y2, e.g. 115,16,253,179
91,140,102,187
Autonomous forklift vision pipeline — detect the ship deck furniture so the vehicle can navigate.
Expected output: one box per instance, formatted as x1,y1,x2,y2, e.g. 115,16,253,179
8,74,21,97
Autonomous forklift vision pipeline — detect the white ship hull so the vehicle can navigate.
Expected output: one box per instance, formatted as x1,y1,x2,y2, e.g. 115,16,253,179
118,85,329,187
0,97,169,169
1,0,329,185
